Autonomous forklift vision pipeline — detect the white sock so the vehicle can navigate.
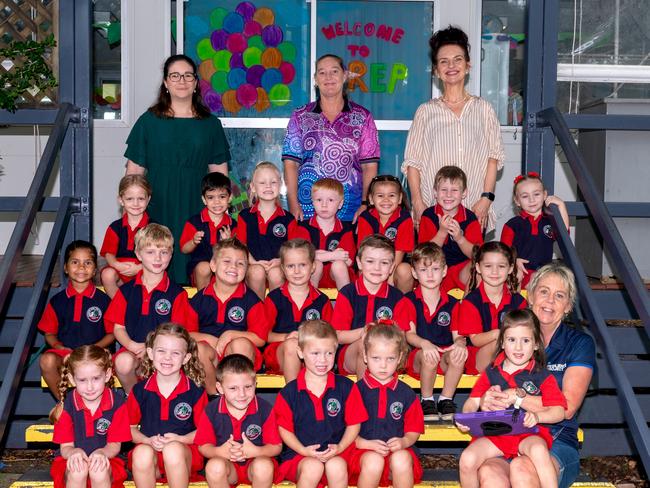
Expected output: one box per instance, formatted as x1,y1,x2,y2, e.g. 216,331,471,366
421,395,435,402
438,395,452,402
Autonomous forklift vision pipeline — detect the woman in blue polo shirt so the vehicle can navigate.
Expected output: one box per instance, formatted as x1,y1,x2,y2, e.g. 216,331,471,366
475,262,596,488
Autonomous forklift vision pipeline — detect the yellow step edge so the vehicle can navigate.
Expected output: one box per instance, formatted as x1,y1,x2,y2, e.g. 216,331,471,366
24,423,584,444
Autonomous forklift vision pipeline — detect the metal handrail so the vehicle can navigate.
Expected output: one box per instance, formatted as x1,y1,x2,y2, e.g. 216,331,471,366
0,103,77,313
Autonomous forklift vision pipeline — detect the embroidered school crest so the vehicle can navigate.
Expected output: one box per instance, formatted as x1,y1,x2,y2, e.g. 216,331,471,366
376,306,393,321
437,311,451,327
155,299,171,316
86,306,102,323
174,402,193,421
245,424,262,440
228,306,245,323
95,418,111,435
326,398,341,417
385,227,397,240
522,381,540,395
327,239,339,251
389,402,404,420
272,223,287,237
305,308,321,320
543,224,554,239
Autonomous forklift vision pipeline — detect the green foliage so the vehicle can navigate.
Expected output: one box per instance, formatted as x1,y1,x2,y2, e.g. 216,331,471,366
0,34,58,112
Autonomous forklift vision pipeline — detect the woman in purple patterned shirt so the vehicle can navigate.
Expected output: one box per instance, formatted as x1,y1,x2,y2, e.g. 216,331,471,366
282,54,380,222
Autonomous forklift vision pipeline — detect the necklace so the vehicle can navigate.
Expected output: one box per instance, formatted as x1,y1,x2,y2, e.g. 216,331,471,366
442,93,470,105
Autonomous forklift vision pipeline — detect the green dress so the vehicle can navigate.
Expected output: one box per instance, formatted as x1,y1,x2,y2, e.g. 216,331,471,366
124,110,231,284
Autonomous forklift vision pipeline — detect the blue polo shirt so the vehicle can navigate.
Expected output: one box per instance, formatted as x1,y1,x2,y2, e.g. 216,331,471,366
234,203,298,261
264,283,333,335
273,369,368,462
180,209,236,278
404,286,459,347
544,322,596,449
356,207,415,253
127,371,207,437
100,212,151,260
501,212,556,271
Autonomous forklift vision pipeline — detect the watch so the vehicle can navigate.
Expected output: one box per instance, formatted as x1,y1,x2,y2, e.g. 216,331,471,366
480,191,495,202
514,387,526,409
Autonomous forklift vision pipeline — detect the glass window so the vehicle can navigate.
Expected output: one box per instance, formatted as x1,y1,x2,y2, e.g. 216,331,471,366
93,0,122,119
185,0,310,117
481,0,526,125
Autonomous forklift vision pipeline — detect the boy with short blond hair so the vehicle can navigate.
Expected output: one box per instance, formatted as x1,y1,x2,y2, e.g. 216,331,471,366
186,238,269,396
331,234,414,376
404,242,467,421
195,354,282,488
295,178,356,289
273,320,368,488
104,223,190,393
418,166,483,293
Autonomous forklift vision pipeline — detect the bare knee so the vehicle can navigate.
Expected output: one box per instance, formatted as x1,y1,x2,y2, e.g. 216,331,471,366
66,465,89,483
227,337,255,360
247,264,266,283
114,351,136,376
205,457,229,480
162,441,186,466
132,444,156,469
250,457,274,482
88,463,110,483
39,352,61,373
360,451,385,475
478,458,511,488
389,449,413,474
459,447,483,473
297,457,324,481
101,267,118,284
197,341,216,362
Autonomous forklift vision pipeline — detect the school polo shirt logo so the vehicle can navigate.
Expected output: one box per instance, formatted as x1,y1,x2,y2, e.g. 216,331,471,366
305,308,321,320
86,306,103,323
543,224,554,239
272,223,287,237
522,381,540,395
376,306,393,321
437,311,451,327
327,239,339,251
174,402,193,421
389,402,404,420
95,417,111,435
326,398,341,417
155,299,172,316
385,227,398,241
245,424,262,440
228,306,245,323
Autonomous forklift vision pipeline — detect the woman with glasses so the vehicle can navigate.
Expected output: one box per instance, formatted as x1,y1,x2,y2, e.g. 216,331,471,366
283,53,379,223
124,54,231,283
402,26,505,233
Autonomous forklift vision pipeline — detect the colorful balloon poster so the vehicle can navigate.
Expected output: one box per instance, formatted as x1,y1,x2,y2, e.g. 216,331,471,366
185,0,310,116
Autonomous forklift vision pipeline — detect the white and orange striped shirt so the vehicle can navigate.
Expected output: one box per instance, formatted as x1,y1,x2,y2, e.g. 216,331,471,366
401,96,505,231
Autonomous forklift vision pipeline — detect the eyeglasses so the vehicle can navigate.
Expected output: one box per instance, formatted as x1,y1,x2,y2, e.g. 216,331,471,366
167,72,197,82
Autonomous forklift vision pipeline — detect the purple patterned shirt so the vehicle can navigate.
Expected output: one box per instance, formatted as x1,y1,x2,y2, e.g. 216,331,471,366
282,99,380,221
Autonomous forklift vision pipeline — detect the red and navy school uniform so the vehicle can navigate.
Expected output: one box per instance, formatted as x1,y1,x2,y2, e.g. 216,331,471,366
469,352,567,458
127,371,208,477
186,280,268,370
454,283,527,374
104,272,189,344
356,207,415,254
38,282,111,357
403,286,460,378
262,283,333,373
180,209,236,281
234,203,299,261
332,278,414,374
501,211,557,288
51,388,131,488
273,369,369,482
348,372,424,486
195,396,281,484
418,205,483,292
100,212,151,282
294,217,356,287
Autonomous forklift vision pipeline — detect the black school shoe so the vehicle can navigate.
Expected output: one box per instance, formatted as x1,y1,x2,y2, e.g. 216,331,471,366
421,399,439,421
437,399,457,421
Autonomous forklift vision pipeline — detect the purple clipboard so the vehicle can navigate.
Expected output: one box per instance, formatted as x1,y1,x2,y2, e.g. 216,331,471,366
454,410,539,437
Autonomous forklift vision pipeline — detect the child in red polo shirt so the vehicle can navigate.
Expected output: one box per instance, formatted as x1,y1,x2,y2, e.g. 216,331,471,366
332,234,414,377
418,166,483,294
180,172,236,290
456,309,567,488
264,239,333,382
104,224,190,394
273,319,368,488
356,175,415,293
196,354,282,487
100,175,152,298
295,178,355,289
186,238,269,396
50,345,131,488
127,323,208,487
38,241,113,399
234,162,299,299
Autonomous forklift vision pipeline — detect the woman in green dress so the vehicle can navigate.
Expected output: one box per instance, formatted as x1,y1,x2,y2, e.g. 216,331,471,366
125,54,230,284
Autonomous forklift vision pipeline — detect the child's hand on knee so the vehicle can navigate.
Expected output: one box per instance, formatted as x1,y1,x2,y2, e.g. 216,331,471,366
67,449,89,472
422,342,441,364
149,434,166,451
88,450,109,472
366,439,390,456
523,411,539,428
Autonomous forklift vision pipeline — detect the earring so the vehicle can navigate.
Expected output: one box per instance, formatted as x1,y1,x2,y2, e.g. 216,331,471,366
165,88,169,94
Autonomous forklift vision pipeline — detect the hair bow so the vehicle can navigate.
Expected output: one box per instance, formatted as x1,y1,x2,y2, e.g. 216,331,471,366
513,172,541,185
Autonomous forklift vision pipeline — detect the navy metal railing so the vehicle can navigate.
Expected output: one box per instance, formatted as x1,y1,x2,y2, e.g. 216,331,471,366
538,107,650,472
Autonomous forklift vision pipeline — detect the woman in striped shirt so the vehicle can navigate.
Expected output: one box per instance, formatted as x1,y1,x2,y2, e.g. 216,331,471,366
402,26,505,233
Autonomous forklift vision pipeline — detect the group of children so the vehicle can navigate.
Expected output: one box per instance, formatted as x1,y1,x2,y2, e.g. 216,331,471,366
39,162,571,488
